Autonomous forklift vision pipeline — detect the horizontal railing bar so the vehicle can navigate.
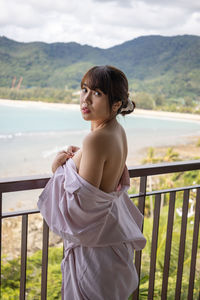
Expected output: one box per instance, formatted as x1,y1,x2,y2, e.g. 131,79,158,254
128,160,200,178
129,184,200,199
0,175,50,193
2,208,39,218
0,160,200,193
2,185,200,219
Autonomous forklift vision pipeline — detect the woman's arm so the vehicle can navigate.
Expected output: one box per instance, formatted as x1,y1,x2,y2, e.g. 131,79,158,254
52,146,80,173
78,133,106,188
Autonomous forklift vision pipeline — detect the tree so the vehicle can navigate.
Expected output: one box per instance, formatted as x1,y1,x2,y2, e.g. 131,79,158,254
135,92,155,110
162,147,180,162
196,138,200,147
184,96,195,107
154,94,165,107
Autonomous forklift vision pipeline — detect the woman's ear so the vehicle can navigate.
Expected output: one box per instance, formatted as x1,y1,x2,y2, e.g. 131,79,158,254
112,101,122,112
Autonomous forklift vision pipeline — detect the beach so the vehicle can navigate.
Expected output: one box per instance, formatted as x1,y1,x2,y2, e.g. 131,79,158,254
134,108,200,122
0,99,80,109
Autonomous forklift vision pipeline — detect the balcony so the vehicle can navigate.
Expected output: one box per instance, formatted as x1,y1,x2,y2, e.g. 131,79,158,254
0,160,200,299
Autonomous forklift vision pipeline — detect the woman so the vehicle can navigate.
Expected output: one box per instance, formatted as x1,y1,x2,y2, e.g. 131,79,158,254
38,65,146,300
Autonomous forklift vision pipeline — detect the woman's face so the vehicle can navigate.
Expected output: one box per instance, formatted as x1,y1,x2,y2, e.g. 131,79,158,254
80,82,111,122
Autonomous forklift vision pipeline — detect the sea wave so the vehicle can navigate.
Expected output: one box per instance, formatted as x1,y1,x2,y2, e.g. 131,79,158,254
0,130,89,140
42,145,69,158
0,134,14,139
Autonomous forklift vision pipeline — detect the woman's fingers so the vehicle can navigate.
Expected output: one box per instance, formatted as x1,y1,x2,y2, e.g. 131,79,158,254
52,147,77,173
67,145,80,153
57,145,80,156
61,151,75,162
57,150,74,157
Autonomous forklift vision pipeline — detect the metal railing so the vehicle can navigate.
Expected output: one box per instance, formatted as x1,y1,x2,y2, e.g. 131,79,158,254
0,160,200,300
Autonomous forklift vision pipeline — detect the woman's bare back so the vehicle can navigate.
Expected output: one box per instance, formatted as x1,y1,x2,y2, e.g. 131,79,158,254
72,121,127,193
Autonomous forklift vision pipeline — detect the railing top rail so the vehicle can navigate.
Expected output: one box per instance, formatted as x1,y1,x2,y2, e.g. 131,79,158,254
2,208,39,219
0,174,50,193
128,159,200,177
0,160,200,193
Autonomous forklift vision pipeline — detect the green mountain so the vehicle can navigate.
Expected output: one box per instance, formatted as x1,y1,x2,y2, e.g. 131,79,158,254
0,35,200,99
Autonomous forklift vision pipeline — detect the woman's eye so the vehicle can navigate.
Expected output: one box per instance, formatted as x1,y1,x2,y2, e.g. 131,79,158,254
94,91,101,96
82,87,87,93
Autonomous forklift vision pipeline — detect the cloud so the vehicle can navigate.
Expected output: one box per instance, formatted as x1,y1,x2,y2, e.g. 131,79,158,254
0,0,199,48
93,0,132,7
94,0,200,12
141,0,200,12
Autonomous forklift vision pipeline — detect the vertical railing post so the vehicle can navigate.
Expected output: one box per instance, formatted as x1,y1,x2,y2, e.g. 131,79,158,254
148,193,161,299
132,175,147,300
187,188,200,300
161,191,176,300
0,192,2,299
175,189,190,300
20,214,28,300
41,219,49,300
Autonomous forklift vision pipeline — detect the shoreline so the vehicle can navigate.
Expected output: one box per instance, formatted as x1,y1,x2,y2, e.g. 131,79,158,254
0,98,80,110
134,108,200,122
1,98,200,122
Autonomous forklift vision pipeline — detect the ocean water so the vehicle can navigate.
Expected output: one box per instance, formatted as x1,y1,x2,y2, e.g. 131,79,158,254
1,100,200,212
1,101,200,179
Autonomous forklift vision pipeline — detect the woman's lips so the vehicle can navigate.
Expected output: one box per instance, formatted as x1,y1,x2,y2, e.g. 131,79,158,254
82,107,91,114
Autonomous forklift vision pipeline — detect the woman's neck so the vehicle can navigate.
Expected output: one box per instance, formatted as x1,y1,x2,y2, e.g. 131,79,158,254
91,116,118,131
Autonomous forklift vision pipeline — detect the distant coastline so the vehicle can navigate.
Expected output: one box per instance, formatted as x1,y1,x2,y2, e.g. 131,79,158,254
1,98,200,123
0,98,79,110
134,108,200,123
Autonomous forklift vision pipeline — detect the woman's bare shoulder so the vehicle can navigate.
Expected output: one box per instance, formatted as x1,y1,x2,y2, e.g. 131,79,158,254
83,123,127,154
83,130,110,149
78,131,107,188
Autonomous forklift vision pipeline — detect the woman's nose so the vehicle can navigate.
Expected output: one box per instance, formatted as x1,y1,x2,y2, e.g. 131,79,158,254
84,90,92,103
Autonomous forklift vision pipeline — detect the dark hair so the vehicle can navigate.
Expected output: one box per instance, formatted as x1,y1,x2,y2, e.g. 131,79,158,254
81,65,135,115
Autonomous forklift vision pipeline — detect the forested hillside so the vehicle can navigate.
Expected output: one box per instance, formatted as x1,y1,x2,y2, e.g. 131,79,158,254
0,34,199,102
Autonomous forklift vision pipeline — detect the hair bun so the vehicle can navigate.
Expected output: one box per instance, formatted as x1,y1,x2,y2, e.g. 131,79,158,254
120,99,135,115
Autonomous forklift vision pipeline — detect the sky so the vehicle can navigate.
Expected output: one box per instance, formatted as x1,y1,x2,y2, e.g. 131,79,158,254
0,0,200,48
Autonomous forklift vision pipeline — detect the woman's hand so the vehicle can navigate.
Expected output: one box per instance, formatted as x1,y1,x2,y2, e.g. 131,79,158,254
66,145,80,154
52,146,80,173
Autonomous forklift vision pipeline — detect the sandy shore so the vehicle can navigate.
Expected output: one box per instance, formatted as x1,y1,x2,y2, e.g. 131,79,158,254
134,108,200,122
1,98,200,122
127,135,200,166
0,98,80,110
